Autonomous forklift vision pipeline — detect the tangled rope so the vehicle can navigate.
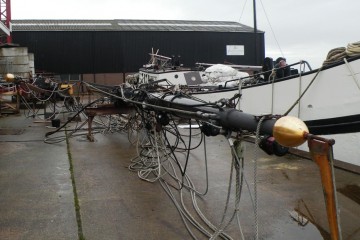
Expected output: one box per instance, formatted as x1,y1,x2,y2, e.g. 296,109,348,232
323,41,360,66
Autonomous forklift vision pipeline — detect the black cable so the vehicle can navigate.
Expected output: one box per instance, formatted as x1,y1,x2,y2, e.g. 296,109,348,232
45,97,105,138
181,119,192,177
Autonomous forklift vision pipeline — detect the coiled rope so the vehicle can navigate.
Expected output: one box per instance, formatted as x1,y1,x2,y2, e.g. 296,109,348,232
346,41,360,57
323,41,360,66
283,41,360,115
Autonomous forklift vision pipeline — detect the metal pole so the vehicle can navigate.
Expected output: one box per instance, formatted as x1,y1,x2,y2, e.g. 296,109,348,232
6,0,11,43
253,0,258,65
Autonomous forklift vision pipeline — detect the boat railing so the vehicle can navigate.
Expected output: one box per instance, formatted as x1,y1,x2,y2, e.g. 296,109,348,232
138,78,175,90
220,60,313,88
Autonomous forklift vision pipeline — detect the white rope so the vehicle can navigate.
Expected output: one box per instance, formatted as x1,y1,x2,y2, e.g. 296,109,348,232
323,41,360,66
346,41,360,57
343,57,360,91
296,61,305,118
128,119,239,239
270,77,274,114
283,67,322,116
253,116,266,240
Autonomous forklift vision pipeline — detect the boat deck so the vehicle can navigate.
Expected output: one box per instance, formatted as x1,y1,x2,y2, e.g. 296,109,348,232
0,111,359,240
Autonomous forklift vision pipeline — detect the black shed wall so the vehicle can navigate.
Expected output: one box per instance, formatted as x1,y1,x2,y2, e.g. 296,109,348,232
12,31,264,74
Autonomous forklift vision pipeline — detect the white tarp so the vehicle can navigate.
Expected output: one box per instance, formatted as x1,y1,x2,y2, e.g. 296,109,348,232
201,64,249,88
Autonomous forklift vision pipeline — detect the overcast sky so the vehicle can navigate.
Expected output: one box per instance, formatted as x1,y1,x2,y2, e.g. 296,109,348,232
11,0,360,69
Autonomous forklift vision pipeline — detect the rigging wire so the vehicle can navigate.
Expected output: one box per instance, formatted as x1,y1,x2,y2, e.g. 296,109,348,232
20,78,271,239
238,0,285,58
258,0,285,58
283,66,322,116
238,0,248,23
79,81,270,239
126,101,239,239
127,104,256,239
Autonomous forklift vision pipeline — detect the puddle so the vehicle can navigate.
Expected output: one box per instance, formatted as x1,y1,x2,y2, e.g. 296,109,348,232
288,209,330,240
0,142,28,156
75,135,98,142
273,162,299,170
0,128,25,135
266,199,331,240
338,184,360,205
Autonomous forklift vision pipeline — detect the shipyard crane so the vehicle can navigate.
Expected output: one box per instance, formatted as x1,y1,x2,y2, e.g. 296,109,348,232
0,0,11,44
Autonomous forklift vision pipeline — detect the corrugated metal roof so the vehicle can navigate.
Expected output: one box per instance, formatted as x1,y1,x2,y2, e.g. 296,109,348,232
11,19,259,33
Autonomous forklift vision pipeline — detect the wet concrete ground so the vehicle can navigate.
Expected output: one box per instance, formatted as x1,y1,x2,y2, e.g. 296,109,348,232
0,111,360,240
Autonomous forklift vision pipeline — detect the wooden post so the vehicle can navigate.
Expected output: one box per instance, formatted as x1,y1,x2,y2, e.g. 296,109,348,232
307,137,341,240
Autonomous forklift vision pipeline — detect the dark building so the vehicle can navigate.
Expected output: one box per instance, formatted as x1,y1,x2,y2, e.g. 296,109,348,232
11,19,264,84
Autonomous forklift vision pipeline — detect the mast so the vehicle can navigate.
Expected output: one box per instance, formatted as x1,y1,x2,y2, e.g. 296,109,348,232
253,0,258,65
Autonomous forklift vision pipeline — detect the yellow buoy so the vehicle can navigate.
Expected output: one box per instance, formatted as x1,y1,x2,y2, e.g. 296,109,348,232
5,73,15,82
60,84,74,95
273,116,309,147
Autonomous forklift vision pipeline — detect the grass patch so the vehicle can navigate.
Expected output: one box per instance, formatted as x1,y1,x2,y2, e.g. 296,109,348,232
66,131,85,240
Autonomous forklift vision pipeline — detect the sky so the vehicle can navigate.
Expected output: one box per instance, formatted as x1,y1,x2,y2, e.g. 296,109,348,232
10,0,360,69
